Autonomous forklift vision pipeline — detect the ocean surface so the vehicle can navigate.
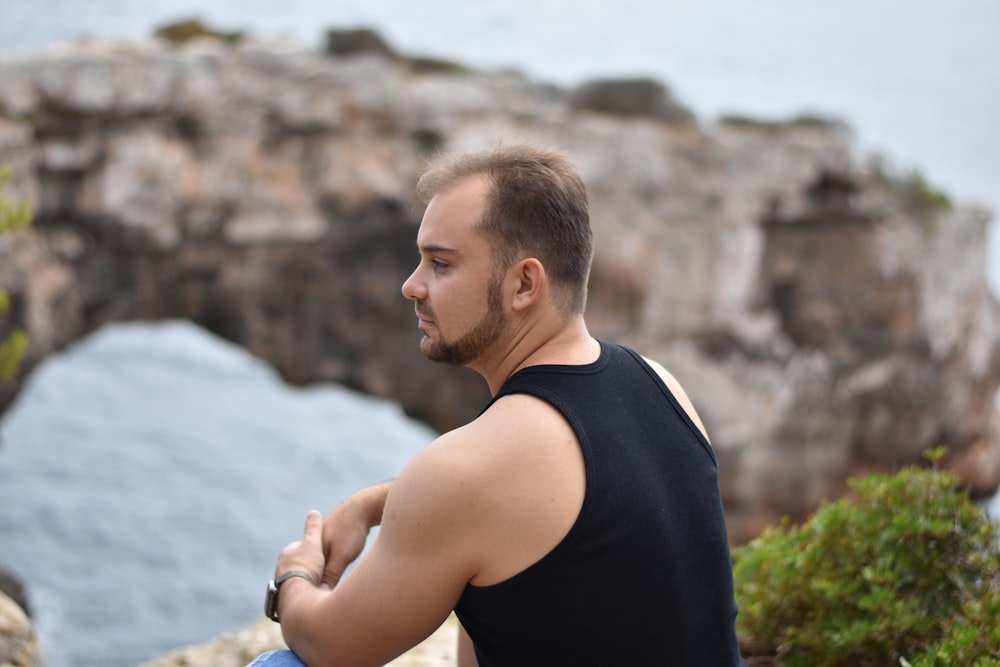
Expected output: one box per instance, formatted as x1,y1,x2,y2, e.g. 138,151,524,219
1,2,999,665
0,322,434,666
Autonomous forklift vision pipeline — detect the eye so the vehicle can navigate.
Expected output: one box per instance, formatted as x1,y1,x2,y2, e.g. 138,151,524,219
430,258,449,273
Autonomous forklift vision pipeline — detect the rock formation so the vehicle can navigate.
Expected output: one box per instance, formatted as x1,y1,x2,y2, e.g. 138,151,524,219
0,33,998,551
136,613,457,667
0,568,30,619
0,592,44,667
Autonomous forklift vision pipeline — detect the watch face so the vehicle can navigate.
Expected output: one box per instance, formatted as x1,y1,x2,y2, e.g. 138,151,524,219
264,571,312,623
265,579,279,621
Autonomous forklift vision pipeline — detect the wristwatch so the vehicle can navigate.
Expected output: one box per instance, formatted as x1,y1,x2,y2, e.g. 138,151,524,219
264,570,315,622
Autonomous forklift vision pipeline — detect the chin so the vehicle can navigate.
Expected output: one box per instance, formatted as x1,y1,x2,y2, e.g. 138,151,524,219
419,336,441,359
419,338,462,366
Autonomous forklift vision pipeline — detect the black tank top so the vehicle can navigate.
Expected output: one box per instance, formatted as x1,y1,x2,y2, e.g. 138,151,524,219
454,341,745,666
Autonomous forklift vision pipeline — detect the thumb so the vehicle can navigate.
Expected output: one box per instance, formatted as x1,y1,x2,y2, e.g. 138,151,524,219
303,509,323,544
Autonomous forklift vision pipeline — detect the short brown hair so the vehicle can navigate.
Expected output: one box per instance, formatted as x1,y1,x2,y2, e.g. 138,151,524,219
416,144,593,314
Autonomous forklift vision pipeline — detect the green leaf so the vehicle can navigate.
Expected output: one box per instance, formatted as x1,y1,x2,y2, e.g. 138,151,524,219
0,328,29,380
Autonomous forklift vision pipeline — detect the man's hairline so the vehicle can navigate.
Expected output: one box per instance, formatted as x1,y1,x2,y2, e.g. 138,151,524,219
419,170,509,257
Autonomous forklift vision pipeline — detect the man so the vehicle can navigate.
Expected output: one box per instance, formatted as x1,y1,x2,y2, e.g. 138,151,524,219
252,144,746,666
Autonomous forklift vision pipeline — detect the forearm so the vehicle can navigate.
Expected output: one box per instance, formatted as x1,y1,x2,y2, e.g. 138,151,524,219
278,577,339,667
268,454,483,667
321,480,395,588
339,479,393,527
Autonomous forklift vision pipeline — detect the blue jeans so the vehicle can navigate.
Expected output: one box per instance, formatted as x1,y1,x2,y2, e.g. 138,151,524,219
247,650,307,667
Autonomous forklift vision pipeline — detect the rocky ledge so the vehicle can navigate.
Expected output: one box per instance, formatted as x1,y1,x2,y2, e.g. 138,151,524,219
0,32,998,547
0,591,43,667
0,588,456,667
136,611,459,667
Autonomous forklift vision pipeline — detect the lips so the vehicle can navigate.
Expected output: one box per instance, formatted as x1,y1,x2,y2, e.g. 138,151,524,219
415,307,434,327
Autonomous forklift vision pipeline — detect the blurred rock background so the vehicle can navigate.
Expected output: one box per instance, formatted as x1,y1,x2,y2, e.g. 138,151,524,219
1,7,998,665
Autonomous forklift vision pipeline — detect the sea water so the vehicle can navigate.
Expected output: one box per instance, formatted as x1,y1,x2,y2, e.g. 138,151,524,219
0,321,434,666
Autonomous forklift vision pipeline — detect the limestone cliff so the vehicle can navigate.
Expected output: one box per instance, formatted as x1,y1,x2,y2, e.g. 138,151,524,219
0,592,43,667
0,35,998,547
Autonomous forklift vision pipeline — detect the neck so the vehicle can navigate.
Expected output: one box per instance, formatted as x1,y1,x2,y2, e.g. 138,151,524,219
469,316,599,396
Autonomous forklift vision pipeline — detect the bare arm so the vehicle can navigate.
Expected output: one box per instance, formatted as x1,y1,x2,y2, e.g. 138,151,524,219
272,393,582,666
273,437,483,666
321,480,393,588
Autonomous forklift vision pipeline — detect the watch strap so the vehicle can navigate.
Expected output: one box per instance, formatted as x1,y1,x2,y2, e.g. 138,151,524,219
265,570,316,622
275,569,315,587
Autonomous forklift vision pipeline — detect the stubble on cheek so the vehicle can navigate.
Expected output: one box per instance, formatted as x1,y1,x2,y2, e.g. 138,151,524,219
419,277,505,366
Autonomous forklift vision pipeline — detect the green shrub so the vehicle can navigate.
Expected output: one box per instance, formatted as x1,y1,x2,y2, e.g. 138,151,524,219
868,156,952,225
0,164,31,380
0,165,31,234
322,27,466,75
0,327,28,380
152,19,244,46
902,590,1000,667
733,451,1000,666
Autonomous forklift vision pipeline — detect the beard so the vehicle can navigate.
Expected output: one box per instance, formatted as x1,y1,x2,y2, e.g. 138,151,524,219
419,274,507,366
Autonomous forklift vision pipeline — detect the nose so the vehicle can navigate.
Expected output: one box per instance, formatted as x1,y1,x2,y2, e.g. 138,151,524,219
401,264,425,302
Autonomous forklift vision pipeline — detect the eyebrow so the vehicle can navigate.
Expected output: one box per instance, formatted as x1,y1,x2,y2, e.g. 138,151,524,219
419,243,461,255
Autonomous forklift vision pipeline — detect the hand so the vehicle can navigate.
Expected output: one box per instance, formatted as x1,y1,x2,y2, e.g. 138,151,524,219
276,510,326,586
321,481,393,588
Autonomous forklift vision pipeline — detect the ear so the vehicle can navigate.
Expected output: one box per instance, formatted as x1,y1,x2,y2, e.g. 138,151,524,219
510,258,546,312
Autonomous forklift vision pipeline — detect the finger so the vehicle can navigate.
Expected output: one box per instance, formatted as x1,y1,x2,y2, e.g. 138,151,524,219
302,509,323,543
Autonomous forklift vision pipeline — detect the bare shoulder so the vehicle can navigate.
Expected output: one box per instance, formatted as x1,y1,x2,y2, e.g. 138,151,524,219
641,356,684,394
409,393,579,475
384,392,572,535
641,355,711,442
389,392,585,586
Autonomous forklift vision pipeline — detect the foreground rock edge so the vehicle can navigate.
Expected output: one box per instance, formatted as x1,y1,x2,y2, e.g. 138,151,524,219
135,612,458,667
